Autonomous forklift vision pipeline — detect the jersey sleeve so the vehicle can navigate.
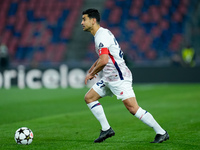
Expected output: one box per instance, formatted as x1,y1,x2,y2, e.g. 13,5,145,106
98,47,109,55
95,30,112,55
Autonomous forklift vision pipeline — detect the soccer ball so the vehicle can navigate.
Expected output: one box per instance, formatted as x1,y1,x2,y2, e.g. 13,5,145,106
14,127,34,145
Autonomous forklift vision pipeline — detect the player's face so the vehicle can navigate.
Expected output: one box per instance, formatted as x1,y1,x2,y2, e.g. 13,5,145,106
81,14,93,32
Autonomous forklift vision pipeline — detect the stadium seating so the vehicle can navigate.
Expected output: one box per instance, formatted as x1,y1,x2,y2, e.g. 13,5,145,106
85,0,192,64
0,0,83,65
0,0,197,66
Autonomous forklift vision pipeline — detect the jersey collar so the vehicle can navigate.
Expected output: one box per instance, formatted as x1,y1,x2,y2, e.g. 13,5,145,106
94,27,103,38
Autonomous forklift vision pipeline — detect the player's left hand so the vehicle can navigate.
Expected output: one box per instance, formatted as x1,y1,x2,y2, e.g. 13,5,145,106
85,73,94,85
84,73,98,85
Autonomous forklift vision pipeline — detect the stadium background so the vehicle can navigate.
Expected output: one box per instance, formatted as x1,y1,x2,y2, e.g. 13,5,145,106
0,1,200,149
0,0,200,88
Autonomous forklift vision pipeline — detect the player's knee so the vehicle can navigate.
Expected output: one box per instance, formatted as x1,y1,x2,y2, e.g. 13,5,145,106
84,94,89,103
128,107,138,115
84,88,101,104
123,97,139,115
84,93,93,104
124,103,139,115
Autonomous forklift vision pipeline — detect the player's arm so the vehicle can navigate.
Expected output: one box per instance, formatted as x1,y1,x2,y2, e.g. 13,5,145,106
85,48,109,84
90,54,109,76
90,47,110,76
88,59,98,73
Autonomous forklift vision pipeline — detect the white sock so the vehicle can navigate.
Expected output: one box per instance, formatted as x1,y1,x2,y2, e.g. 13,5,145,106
87,101,110,131
135,107,166,135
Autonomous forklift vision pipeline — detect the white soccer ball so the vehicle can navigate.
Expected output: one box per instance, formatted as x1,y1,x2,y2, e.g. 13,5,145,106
14,127,34,145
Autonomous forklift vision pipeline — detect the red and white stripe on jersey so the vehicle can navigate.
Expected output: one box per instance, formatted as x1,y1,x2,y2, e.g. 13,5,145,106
98,48,109,55
99,47,124,80
108,51,124,80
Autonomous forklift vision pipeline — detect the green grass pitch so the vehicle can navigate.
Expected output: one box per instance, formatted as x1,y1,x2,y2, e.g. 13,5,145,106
0,84,199,150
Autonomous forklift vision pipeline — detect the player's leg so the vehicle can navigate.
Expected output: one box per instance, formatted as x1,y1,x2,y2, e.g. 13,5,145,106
85,88,110,131
122,97,139,115
123,97,165,133
109,79,168,143
123,97,169,143
85,85,115,143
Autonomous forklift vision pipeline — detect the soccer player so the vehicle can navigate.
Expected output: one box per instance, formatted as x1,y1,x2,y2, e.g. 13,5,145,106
81,8,169,143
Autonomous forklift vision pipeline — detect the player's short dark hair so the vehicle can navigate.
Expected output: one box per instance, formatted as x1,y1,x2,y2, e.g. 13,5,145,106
82,8,100,24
